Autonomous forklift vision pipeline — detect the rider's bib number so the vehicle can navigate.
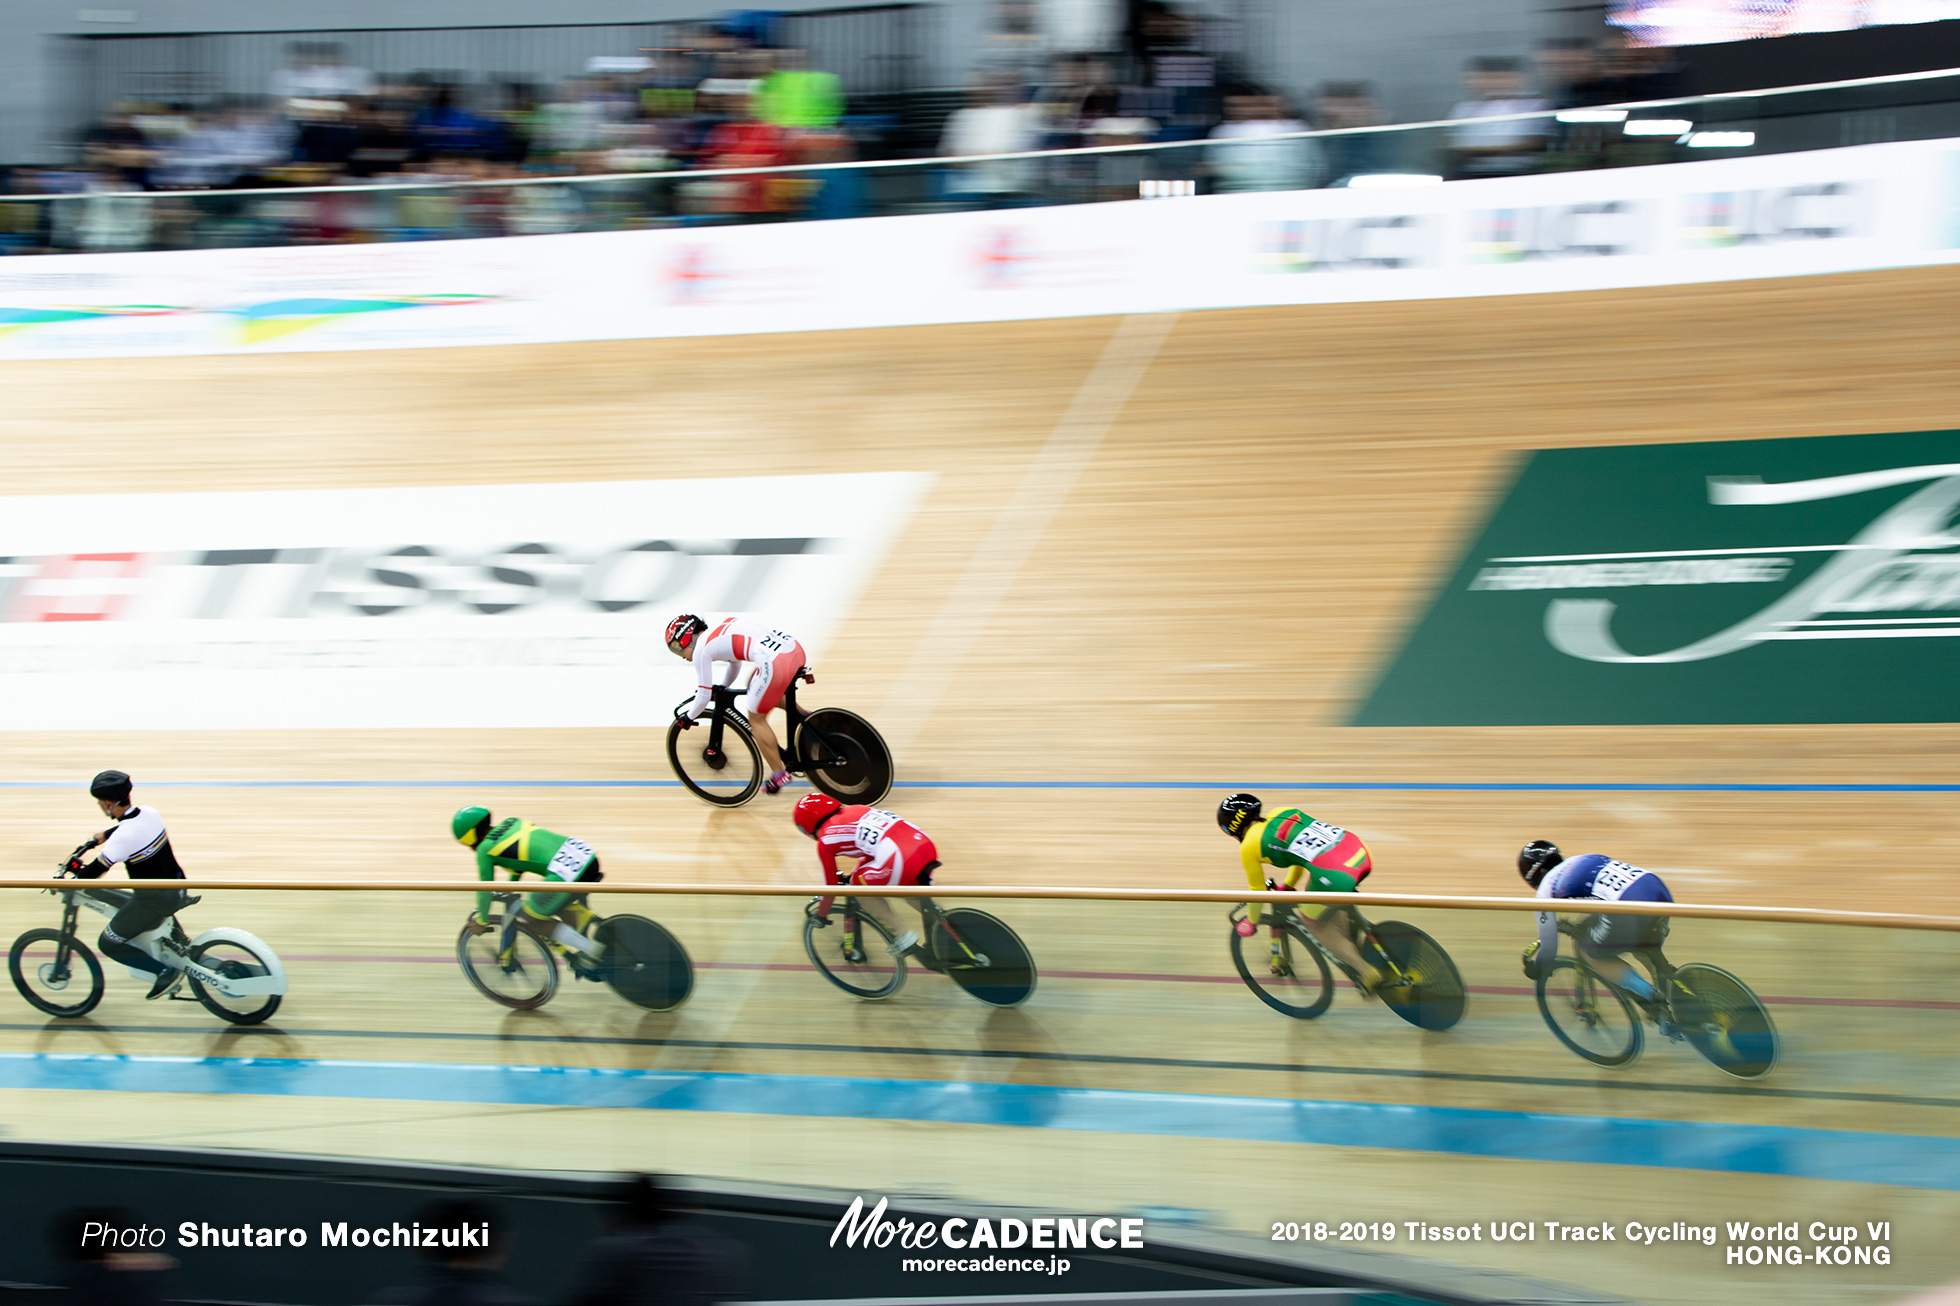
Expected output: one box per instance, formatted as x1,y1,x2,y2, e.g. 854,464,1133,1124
1590,859,1644,899
548,839,595,880
756,629,794,656
853,809,901,851
1285,820,1346,863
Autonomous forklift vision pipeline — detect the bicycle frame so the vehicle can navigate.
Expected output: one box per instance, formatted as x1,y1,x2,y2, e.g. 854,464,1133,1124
1555,922,1679,1024
694,676,844,774
492,892,603,963
1236,902,1391,986
828,894,990,970
57,885,281,998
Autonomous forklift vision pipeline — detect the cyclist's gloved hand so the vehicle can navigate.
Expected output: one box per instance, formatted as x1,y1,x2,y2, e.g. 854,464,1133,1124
1521,940,1545,981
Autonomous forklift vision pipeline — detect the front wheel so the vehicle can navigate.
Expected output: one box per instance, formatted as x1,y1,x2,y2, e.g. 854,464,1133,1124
803,903,905,999
1229,912,1334,1019
934,909,1036,1008
185,937,284,1026
667,714,763,807
9,929,104,1018
456,915,558,1009
798,708,894,806
1537,958,1642,1066
1672,963,1779,1080
1369,921,1466,1031
593,915,694,1011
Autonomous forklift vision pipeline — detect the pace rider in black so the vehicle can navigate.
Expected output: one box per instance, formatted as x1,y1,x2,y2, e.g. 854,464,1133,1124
65,770,192,1000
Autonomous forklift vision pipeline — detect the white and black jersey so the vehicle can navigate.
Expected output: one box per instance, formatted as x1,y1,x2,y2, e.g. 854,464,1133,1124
82,806,185,880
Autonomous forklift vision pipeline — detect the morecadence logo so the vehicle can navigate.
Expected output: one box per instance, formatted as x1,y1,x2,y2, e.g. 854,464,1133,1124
1355,429,1960,725
829,1196,1142,1277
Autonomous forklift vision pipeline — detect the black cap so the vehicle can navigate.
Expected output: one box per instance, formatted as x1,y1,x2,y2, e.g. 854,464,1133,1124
88,770,132,803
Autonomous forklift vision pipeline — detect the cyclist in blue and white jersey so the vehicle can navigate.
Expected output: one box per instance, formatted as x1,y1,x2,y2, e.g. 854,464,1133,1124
1516,840,1673,1002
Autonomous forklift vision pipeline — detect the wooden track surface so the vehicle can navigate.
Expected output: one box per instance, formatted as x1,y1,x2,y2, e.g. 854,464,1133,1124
2,265,1959,1304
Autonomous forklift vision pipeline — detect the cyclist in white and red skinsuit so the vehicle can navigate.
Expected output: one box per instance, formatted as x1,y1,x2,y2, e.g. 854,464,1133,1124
666,614,807,794
794,792,939,960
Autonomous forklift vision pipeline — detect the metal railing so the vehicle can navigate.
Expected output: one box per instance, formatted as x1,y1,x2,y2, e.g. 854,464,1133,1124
10,877,1955,933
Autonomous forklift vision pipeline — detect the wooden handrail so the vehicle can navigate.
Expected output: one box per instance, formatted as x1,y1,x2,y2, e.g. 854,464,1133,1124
16,880,1960,933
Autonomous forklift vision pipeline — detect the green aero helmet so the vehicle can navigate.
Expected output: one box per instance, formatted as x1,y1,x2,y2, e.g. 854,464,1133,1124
452,805,493,848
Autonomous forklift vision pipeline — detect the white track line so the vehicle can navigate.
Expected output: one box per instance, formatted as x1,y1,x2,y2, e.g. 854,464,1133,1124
878,312,1177,758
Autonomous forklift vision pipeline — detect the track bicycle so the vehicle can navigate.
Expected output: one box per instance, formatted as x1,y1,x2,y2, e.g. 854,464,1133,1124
8,870,286,1025
1228,900,1465,1030
803,893,1035,1007
1534,918,1777,1079
456,891,694,1011
667,669,892,808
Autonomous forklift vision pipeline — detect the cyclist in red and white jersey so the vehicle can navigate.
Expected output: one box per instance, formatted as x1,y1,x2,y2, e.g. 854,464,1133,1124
666,613,807,795
793,792,939,962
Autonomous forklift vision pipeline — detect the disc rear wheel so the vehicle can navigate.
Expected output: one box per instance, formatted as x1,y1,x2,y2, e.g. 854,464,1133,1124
934,909,1036,1008
798,708,893,805
1370,921,1466,1031
593,915,694,1010
1673,963,1778,1079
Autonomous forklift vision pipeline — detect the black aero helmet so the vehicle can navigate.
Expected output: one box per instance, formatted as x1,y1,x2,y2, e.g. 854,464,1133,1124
1217,792,1263,838
1518,839,1563,888
88,770,132,804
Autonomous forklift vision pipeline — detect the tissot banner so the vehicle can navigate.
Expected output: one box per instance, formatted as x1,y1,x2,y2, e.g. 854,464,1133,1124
0,472,927,730
1355,429,1960,724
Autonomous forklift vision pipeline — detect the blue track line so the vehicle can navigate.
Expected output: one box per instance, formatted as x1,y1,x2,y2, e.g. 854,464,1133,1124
3,1052,1955,1190
0,780,1954,793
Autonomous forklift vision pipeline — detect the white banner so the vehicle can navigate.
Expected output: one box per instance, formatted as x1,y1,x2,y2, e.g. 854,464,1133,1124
0,138,1956,359
0,473,928,730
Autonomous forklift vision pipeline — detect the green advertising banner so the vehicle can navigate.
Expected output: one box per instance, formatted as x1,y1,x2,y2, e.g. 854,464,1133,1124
1355,429,1960,725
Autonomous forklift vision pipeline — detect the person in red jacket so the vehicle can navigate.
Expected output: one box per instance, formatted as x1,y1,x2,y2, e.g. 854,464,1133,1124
793,792,938,963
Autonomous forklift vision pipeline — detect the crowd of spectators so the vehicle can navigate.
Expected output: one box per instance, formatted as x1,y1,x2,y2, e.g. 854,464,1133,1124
0,8,1689,252
0,30,869,249
1443,33,1686,178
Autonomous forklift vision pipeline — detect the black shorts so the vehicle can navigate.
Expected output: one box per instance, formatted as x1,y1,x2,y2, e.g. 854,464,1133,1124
1581,912,1669,953
89,885,188,947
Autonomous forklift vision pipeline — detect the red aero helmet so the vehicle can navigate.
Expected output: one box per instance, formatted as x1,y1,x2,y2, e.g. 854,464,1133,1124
794,792,842,838
665,614,706,657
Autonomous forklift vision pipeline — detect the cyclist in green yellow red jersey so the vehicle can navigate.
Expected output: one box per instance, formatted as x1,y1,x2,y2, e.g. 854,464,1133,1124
1217,793,1381,989
450,806,602,932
